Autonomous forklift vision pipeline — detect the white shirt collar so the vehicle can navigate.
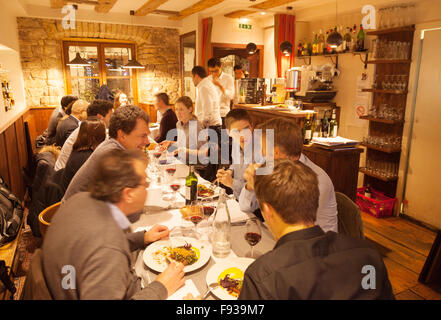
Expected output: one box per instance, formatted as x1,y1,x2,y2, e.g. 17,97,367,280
107,203,131,230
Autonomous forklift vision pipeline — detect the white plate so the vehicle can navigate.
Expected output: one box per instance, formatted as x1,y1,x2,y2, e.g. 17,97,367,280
143,237,211,273
205,257,254,300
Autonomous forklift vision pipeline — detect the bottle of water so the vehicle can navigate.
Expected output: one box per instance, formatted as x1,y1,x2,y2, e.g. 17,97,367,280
211,189,231,258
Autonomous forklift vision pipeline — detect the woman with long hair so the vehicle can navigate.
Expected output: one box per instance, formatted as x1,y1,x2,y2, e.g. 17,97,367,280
60,117,106,192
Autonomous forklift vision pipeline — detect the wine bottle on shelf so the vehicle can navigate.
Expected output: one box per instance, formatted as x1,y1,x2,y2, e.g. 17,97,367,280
318,29,325,54
297,41,303,56
329,109,338,138
344,27,352,52
185,165,198,205
312,33,318,55
357,24,365,51
303,113,312,144
352,24,358,51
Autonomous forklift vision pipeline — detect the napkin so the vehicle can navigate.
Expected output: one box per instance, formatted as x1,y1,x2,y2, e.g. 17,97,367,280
226,199,254,223
167,280,201,300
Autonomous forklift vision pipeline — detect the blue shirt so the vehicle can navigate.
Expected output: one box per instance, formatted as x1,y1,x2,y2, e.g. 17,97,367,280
238,153,338,233
107,203,131,230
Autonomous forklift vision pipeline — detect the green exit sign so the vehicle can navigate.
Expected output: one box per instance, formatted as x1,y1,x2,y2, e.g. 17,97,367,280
239,23,252,30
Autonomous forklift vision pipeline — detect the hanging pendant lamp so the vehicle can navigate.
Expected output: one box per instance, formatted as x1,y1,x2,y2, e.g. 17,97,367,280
67,52,90,67
123,10,145,69
327,1,343,48
246,42,257,55
280,41,293,56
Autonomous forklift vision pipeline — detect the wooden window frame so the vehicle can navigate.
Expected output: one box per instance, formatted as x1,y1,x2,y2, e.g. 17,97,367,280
62,39,139,104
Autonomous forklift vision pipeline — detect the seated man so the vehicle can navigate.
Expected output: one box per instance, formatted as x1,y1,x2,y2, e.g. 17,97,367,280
154,92,178,143
63,105,151,251
55,99,114,171
55,99,88,147
44,95,78,146
238,159,394,300
40,150,185,299
216,109,255,199
239,118,338,233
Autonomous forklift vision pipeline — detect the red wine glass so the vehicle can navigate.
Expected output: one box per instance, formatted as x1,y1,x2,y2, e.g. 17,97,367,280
245,219,262,258
188,200,204,239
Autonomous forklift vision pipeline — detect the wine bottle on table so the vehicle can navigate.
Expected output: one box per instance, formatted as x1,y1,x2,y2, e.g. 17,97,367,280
185,165,198,205
322,111,329,138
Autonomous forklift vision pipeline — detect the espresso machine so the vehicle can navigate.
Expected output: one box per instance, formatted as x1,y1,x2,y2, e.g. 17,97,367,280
294,64,337,102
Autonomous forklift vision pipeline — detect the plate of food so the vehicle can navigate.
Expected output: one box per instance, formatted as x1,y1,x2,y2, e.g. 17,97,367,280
205,257,254,300
143,237,211,273
197,184,216,198
149,123,159,128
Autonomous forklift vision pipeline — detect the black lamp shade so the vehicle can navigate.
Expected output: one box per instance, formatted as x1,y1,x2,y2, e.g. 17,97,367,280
123,59,145,69
327,31,343,48
67,52,90,67
246,42,257,55
280,41,293,56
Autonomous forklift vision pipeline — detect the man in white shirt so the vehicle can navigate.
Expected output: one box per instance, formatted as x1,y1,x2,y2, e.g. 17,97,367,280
191,66,221,129
207,58,235,128
239,118,338,233
54,100,114,171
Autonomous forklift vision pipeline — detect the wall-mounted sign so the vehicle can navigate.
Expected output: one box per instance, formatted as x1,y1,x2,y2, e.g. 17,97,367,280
239,23,252,30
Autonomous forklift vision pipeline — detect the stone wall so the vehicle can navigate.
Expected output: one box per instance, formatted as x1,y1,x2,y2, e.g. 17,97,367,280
17,17,181,107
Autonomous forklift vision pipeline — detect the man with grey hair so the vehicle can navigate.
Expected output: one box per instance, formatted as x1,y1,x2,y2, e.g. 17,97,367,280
238,159,394,300
55,99,88,147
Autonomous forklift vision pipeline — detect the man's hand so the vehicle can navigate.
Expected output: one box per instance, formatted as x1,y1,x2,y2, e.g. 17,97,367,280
212,77,225,94
159,140,173,152
216,168,233,188
243,164,261,191
144,224,169,245
156,261,185,297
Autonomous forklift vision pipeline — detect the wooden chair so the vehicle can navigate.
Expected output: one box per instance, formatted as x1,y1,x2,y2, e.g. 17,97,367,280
336,192,365,239
38,202,61,238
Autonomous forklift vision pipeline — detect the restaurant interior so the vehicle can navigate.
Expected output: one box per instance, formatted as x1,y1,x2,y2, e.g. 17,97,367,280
0,0,440,301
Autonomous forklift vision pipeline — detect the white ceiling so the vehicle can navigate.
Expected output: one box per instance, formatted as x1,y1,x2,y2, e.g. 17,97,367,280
19,0,423,24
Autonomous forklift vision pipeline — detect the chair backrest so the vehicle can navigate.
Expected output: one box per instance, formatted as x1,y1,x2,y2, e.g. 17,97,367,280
21,248,52,300
38,202,61,238
336,192,365,239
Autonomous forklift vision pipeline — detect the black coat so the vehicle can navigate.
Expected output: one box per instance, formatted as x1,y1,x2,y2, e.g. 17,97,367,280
55,115,79,147
60,149,93,193
238,226,395,300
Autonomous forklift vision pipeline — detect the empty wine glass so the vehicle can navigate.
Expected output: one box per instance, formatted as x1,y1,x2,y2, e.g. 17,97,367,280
244,219,262,258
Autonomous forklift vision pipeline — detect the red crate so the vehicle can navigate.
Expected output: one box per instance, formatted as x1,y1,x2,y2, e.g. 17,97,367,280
356,187,397,218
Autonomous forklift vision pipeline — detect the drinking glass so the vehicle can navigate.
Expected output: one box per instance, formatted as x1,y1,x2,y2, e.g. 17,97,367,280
169,179,182,208
244,219,262,258
188,200,204,239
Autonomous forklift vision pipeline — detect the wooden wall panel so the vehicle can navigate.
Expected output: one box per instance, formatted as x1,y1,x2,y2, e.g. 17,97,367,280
0,134,10,187
14,117,28,171
4,125,25,199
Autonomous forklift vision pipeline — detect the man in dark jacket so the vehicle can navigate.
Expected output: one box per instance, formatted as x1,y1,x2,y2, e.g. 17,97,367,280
55,99,88,147
238,159,394,300
43,95,78,145
154,92,177,143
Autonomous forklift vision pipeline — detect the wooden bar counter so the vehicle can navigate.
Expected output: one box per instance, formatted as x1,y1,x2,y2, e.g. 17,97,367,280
233,104,312,128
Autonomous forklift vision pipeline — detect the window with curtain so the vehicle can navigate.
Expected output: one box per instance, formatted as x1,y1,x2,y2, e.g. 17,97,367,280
62,40,138,104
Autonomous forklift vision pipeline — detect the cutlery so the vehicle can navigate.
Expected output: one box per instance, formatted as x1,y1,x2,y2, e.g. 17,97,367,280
202,283,219,300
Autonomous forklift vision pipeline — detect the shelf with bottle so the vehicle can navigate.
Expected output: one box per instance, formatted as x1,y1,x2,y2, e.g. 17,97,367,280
361,88,408,95
366,25,415,36
359,167,398,182
358,115,404,125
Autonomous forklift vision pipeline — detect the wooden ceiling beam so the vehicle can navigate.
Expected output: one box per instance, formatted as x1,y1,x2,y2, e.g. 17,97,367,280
169,0,225,20
94,0,118,13
251,0,297,11
50,0,67,9
134,0,169,16
224,10,255,19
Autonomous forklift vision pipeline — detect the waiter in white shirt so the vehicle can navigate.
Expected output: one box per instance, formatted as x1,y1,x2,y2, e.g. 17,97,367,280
207,58,235,129
191,65,222,181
